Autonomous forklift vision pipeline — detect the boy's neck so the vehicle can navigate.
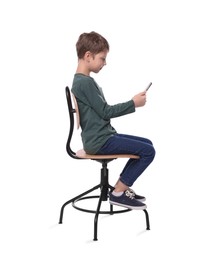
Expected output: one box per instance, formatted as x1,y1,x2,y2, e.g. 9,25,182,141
76,61,90,76
76,69,90,76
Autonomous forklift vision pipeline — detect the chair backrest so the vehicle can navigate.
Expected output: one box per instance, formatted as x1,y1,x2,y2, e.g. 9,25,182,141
71,93,80,130
65,86,81,159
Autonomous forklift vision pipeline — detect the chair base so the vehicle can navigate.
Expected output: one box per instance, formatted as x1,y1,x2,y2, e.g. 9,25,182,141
59,160,150,241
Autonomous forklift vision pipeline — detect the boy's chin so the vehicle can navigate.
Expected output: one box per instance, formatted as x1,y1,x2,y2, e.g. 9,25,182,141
93,70,100,73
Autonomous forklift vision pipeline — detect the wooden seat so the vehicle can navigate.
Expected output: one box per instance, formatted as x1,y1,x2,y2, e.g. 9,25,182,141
76,148,139,160
58,86,150,241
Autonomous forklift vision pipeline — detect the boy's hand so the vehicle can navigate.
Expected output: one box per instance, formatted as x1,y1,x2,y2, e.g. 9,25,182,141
132,91,147,107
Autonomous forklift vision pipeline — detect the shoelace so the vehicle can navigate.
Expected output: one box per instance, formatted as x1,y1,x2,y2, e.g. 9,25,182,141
128,188,136,196
125,190,135,200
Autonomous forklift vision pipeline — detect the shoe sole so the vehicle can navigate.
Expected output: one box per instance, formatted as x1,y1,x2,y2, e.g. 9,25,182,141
136,198,146,202
109,200,147,210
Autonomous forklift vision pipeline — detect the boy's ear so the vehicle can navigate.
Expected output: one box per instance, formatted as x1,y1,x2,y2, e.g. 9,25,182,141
84,51,91,58
84,51,93,61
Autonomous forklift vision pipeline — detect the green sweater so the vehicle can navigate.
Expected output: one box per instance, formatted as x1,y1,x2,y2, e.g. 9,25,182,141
71,73,135,154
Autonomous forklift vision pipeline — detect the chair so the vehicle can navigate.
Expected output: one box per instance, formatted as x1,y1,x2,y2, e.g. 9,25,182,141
59,86,150,241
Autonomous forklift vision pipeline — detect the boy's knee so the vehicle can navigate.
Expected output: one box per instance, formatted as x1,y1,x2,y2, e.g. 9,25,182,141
151,146,156,159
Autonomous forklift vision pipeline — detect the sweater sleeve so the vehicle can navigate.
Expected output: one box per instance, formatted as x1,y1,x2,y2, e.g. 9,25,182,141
73,77,135,120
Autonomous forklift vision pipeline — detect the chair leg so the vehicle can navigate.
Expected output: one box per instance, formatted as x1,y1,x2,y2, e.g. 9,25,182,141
59,184,101,224
143,209,150,230
93,185,108,241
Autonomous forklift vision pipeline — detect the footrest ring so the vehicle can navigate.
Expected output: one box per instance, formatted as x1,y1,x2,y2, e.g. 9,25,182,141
72,195,131,214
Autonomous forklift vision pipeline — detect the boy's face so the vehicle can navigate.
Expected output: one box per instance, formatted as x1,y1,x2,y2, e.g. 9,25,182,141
89,50,108,73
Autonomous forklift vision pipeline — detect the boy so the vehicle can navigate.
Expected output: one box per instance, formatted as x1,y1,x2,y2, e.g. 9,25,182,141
71,31,156,210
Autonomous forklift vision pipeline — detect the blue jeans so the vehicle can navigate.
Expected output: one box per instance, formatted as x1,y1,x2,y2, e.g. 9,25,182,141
96,134,156,187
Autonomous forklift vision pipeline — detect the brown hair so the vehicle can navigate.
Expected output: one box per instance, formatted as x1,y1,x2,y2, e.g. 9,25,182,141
76,31,109,59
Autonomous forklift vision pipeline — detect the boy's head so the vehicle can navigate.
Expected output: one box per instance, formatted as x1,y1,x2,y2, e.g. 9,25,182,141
76,31,109,59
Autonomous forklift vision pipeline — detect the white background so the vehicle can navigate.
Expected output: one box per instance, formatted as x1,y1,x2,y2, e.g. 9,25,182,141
0,0,204,259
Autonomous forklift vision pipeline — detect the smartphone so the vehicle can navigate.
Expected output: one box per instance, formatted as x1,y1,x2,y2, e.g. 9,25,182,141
146,82,152,91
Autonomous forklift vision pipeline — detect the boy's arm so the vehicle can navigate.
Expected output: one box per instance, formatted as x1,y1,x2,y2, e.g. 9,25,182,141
81,83,135,120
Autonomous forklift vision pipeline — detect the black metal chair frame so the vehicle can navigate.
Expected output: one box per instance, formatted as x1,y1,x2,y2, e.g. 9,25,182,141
58,86,150,241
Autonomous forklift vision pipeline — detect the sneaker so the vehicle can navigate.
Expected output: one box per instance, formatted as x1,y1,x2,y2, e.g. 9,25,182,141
109,190,147,210
128,188,146,202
